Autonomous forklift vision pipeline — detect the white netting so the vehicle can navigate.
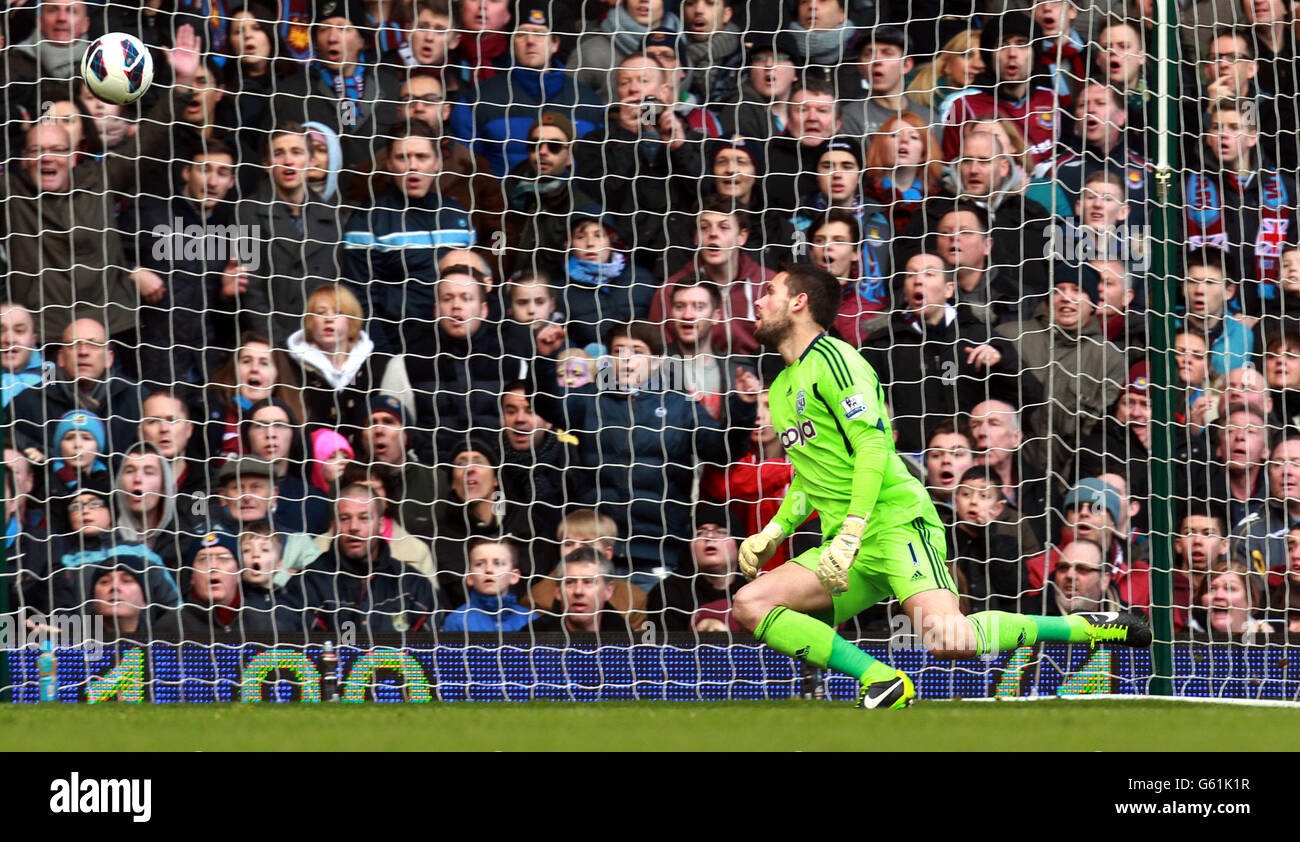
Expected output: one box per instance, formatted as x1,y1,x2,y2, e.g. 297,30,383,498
2,0,1300,702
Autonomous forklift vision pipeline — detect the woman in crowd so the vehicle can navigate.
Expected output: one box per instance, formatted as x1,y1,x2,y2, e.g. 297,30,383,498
240,398,331,535
286,283,406,429
863,112,945,233
1194,561,1272,637
201,332,305,462
906,30,985,113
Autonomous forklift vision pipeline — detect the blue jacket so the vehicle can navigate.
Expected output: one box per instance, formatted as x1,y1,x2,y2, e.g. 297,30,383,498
342,187,474,352
441,589,535,632
533,365,756,572
1174,311,1257,377
448,64,605,177
47,534,181,621
561,257,658,349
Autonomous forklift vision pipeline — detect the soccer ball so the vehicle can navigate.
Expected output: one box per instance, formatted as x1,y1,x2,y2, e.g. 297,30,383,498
81,32,154,105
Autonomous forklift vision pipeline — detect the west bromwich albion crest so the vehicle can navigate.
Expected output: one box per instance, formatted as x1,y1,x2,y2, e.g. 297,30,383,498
796,390,806,414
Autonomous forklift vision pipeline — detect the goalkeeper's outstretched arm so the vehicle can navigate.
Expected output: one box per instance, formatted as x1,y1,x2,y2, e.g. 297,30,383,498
844,426,890,526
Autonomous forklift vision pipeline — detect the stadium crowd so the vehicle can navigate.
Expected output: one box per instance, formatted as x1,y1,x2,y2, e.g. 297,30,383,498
3,0,1300,646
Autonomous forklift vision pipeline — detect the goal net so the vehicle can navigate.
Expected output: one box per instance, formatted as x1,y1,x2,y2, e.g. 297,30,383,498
2,0,1299,703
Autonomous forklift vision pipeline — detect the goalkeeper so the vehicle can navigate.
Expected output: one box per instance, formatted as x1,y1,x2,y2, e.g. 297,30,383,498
731,264,1151,709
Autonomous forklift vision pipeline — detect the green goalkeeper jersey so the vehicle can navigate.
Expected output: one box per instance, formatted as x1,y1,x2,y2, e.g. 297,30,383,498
768,333,936,540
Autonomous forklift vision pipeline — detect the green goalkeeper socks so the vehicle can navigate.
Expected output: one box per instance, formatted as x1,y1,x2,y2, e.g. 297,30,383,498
965,612,1092,656
758,608,1096,673
756,607,896,684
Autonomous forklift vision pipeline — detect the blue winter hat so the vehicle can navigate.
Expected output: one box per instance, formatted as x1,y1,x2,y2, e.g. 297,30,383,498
706,134,767,177
186,531,242,565
53,410,107,455
643,27,686,61
1062,478,1123,525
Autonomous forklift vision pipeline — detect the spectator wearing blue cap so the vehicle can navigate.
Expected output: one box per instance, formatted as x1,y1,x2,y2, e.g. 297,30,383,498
1027,477,1154,614
153,531,280,638
47,410,110,503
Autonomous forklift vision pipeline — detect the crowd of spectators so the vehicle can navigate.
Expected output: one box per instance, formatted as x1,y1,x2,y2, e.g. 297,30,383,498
4,0,1300,645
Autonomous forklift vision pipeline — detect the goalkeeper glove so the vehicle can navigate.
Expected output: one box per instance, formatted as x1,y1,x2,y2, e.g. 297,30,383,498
739,522,786,580
817,516,867,596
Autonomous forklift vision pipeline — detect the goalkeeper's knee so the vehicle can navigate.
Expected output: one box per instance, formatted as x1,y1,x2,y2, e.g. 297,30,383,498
918,613,980,659
732,582,775,634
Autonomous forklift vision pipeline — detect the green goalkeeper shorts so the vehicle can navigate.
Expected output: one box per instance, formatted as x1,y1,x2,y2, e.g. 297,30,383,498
791,516,955,626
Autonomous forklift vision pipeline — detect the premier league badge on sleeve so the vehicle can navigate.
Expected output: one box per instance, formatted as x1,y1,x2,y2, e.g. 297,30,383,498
840,393,867,420
796,391,806,414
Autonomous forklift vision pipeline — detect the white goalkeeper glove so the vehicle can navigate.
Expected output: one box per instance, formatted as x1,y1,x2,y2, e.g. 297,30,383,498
817,516,867,596
738,522,786,580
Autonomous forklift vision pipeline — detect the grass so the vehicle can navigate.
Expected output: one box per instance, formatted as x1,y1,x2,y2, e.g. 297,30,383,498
2,699,1297,751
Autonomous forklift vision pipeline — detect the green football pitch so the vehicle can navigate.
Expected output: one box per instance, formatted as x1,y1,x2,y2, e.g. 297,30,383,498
3,699,1297,751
